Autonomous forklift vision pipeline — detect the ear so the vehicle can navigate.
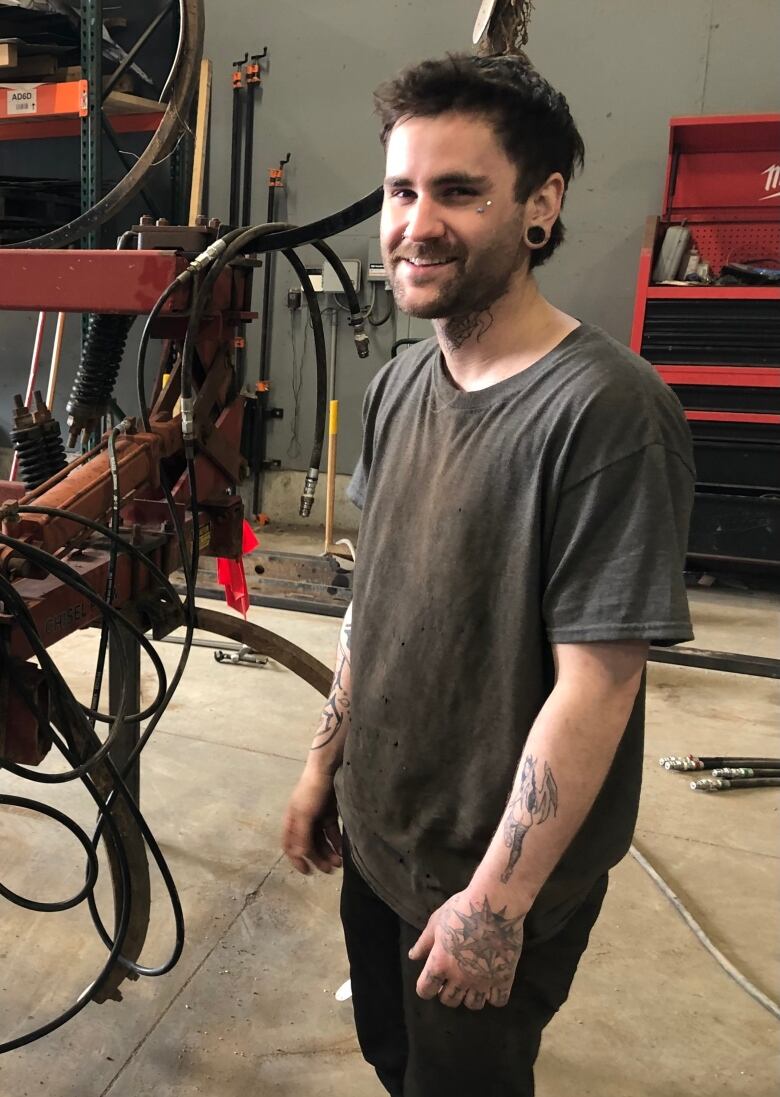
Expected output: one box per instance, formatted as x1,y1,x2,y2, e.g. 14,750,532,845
525,172,565,236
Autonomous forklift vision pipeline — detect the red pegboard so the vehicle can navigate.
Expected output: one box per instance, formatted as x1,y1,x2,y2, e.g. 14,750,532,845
691,223,780,274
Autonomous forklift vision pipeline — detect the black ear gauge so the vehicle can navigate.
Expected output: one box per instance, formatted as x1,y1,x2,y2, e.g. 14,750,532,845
525,224,547,246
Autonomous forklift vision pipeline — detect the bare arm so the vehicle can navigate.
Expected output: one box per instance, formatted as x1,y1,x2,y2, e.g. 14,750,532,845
281,603,353,874
471,640,648,915
307,602,353,776
411,640,648,1010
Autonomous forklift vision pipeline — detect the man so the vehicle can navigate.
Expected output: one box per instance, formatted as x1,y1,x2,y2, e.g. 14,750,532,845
282,53,694,1097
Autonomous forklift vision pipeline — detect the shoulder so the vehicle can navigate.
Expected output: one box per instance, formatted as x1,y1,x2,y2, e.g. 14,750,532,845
551,323,695,481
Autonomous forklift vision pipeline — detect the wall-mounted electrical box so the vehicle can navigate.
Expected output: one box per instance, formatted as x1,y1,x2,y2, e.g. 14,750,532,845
322,259,361,292
368,238,387,282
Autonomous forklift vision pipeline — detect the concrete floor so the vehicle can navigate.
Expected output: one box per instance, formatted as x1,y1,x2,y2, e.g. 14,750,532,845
0,573,778,1095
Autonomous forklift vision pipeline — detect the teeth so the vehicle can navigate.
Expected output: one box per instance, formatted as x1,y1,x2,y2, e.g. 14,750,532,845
406,258,451,266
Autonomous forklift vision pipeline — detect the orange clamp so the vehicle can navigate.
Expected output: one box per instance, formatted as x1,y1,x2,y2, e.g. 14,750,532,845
268,168,284,188
232,70,243,89
247,62,262,85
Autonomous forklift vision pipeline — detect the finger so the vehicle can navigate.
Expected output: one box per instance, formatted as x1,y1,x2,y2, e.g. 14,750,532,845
464,989,487,1011
416,966,447,1001
324,821,343,859
487,986,511,1008
408,920,436,962
438,983,466,1009
284,852,312,875
314,828,341,869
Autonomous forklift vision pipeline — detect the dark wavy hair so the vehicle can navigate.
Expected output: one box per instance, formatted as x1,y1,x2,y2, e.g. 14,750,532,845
374,54,585,269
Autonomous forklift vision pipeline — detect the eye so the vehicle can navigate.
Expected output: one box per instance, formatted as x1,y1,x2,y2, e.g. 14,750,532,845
390,188,416,202
442,187,478,200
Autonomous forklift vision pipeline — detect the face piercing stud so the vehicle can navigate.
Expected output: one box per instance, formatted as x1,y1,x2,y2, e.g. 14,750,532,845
476,200,493,214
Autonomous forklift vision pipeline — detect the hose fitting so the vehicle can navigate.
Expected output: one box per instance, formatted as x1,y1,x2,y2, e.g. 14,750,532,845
299,468,319,517
181,397,196,442
691,778,727,792
177,237,228,283
349,316,370,359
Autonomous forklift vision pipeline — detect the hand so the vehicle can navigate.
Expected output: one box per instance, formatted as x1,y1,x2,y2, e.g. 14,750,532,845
409,888,525,1010
281,768,342,875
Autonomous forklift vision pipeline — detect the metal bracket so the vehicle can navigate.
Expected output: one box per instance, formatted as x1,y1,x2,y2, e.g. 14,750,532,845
214,644,269,668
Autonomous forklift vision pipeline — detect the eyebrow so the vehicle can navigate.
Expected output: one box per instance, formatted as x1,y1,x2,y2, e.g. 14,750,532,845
384,172,490,188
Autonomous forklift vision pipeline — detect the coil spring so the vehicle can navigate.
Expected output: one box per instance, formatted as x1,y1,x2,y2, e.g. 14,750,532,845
66,313,134,445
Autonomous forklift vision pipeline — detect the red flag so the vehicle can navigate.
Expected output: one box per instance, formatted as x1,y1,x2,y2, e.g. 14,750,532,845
216,521,259,618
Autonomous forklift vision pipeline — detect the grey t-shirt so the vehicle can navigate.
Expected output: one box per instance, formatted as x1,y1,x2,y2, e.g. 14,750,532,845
336,323,695,941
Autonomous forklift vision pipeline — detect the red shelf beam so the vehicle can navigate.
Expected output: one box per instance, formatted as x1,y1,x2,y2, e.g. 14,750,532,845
657,366,780,388
0,111,163,141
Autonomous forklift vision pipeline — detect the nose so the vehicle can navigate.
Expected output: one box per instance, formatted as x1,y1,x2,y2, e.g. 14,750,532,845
403,195,446,243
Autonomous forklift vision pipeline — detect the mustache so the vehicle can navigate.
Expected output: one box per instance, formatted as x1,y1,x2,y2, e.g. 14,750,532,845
391,245,462,263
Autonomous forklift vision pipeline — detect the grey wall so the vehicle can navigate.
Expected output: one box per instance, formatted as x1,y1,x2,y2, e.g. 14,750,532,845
2,0,779,479
202,0,780,474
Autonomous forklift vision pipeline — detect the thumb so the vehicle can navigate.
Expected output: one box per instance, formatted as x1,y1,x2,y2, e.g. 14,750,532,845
408,918,436,962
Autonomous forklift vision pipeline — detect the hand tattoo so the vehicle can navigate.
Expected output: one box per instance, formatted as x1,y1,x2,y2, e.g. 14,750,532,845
501,755,558,883
441,896,524,987
440,308,495,352
310,618,351,751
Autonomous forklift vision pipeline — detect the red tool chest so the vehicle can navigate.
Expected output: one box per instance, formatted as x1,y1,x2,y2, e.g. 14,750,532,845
631,114,780,571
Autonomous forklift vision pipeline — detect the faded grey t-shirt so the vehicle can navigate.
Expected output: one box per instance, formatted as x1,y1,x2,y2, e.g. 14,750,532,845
336,323,694,941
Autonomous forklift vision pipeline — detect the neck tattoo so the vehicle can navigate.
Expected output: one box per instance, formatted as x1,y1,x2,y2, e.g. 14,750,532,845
440,307,495,352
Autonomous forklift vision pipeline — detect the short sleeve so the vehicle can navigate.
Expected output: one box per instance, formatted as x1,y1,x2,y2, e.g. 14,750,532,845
543,443,695,646
346,387,373,511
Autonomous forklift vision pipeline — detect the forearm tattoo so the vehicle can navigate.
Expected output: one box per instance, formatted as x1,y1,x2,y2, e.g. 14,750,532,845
441,897,524,997
441,307,495,352
310,618,351,751
501,755,559,884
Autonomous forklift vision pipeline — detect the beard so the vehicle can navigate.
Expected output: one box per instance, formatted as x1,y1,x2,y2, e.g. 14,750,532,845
385,226,526,319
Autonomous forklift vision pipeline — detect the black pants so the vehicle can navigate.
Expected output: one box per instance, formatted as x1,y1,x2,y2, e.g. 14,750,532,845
340,837,608,1097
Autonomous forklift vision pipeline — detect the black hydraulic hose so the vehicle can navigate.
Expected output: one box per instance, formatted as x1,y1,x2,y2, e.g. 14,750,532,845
88,427,121,728
0,0,204,250
281,249,328,516
311,240,360,314
661,754,780,771
3,578,182,986
1,514,190,980
712,767,780,778
0,534,168,728
257,178,277,383
250,182,281,514
310,240,369,359
180,187,383,418
392,338,420,357
692,777,780,791
0,796,99,913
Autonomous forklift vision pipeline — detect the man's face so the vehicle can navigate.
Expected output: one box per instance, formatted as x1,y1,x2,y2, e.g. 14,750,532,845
381,112,527,319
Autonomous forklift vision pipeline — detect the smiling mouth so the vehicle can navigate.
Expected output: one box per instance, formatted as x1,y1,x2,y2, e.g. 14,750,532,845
399,257,457,269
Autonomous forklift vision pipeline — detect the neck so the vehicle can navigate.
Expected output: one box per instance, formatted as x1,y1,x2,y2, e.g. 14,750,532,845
433,273,577,392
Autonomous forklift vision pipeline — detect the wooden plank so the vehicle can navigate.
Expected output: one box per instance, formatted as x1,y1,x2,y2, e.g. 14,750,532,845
103,90,164,116
1,54,58,78
189,58,213,224
0,43,18,69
